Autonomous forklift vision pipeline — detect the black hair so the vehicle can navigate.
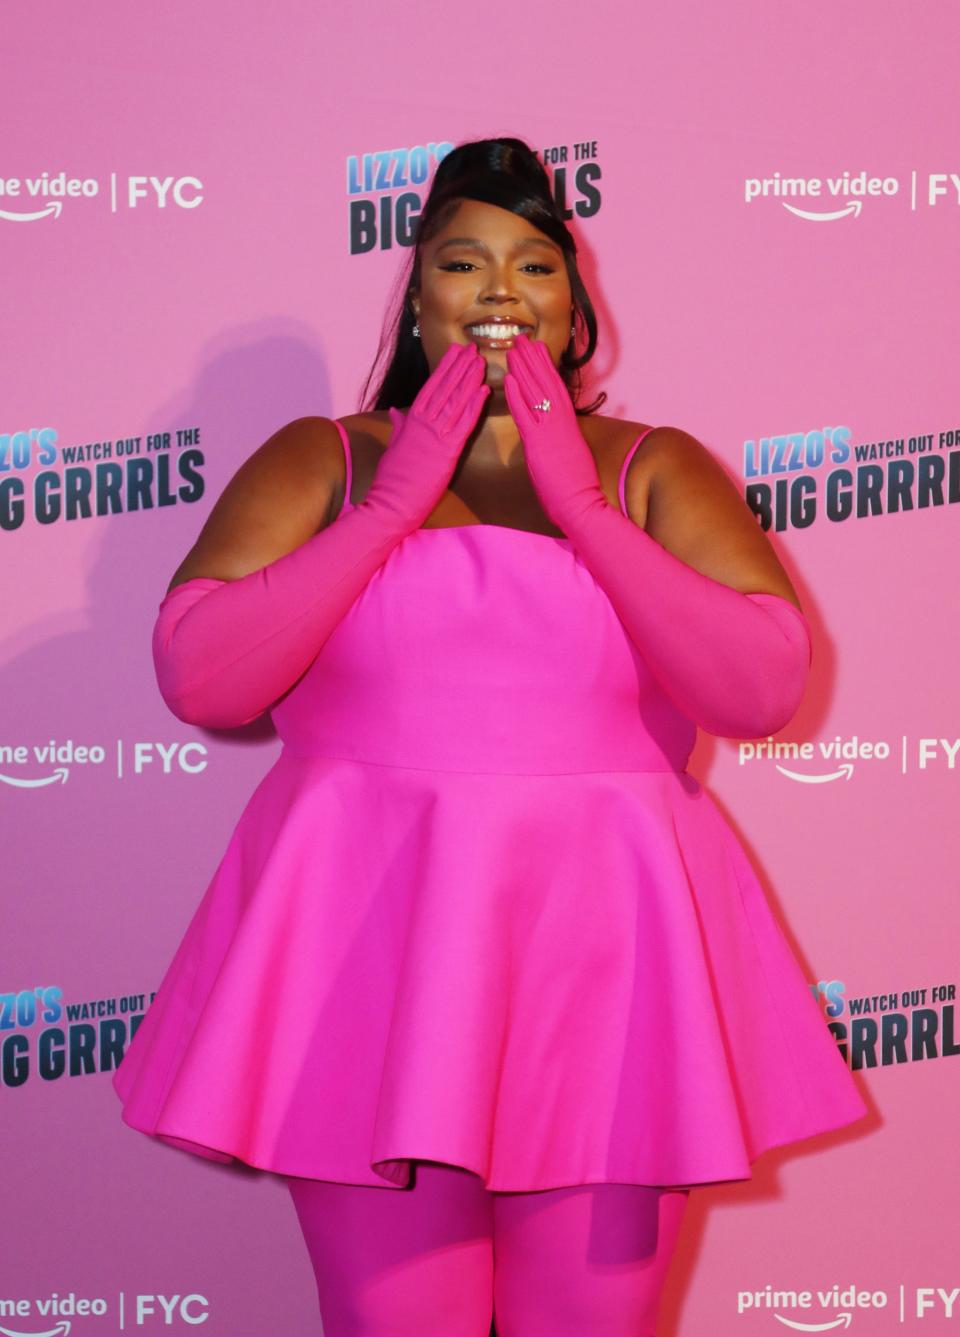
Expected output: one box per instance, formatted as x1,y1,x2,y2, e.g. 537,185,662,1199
358,137,607,415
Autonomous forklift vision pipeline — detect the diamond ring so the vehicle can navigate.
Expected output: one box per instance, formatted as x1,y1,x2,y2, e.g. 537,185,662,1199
532,399,551,412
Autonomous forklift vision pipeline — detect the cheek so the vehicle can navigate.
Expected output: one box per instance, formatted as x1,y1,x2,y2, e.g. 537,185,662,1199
423,281,471,316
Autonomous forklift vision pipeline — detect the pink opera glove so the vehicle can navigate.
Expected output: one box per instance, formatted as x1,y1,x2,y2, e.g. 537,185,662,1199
503,334,811,739
153,342,490,728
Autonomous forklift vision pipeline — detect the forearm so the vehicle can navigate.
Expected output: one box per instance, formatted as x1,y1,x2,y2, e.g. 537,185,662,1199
153,501,414,729
562,497,812,738
153,343,491,729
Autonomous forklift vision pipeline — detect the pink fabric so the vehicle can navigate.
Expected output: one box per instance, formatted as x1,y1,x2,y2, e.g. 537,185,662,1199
549,503,812,738
152,341,488,728
503,333,812,739
617,430,645,515
113,418,868,1191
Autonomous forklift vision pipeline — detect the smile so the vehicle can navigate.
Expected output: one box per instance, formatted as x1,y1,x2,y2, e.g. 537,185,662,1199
465,323,530,345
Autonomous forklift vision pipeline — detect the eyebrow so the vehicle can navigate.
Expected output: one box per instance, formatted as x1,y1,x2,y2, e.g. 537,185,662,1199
434,236,561,255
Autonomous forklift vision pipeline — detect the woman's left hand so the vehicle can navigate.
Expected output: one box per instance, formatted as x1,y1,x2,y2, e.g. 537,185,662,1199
503,334,607,532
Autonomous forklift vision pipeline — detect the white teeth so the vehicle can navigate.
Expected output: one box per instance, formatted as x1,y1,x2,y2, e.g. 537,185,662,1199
467,324,527,338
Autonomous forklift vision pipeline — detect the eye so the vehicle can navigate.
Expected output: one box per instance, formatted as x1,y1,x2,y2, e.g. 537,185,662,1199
438,262,555,274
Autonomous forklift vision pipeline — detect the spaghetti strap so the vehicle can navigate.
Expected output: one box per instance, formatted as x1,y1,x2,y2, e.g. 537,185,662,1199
333,419,354,511
617,426,657,517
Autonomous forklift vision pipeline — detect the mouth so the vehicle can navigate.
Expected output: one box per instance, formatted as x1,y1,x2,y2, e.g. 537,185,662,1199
463,321,533,348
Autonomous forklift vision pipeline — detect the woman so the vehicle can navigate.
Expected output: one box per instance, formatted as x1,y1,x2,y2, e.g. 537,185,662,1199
113,138,868,1336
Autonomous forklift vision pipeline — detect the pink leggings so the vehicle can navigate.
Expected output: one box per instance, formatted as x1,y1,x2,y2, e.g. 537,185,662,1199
286,1162,690,1335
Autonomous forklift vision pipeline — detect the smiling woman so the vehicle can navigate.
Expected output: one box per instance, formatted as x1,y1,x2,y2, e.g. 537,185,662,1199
361,138,606,419
114,135,868,1337
433,233,562,347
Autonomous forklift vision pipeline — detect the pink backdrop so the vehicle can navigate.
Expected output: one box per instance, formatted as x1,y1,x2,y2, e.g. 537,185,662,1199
3,3,958,1334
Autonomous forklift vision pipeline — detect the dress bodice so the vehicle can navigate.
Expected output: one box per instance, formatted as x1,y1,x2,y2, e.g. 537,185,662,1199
271,423,696,774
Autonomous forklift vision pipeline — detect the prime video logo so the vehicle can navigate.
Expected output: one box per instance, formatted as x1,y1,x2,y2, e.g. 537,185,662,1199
0,740,208,788
737,1282,960,1326
0,1292,210,1331
0,172,203,222
742,168,960,217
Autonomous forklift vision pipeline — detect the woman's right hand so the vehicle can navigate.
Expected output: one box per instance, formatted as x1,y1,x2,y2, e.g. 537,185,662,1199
363,341,490,529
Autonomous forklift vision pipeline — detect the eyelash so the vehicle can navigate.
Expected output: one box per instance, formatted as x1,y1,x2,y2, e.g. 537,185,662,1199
440,262,554,274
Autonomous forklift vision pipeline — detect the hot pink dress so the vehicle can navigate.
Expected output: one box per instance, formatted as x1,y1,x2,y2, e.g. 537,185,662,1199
113,421,867,1191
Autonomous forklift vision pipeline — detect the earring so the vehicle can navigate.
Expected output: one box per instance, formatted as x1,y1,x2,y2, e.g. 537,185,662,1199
412,322,420,338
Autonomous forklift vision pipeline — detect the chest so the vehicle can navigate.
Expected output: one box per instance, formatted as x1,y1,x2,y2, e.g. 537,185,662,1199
346,421,653,535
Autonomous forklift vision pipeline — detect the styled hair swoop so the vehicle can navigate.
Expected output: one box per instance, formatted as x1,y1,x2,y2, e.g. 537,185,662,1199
359,137,606,415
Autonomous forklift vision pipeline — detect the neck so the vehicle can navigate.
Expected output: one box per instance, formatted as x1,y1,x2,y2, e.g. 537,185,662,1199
463,393,523,469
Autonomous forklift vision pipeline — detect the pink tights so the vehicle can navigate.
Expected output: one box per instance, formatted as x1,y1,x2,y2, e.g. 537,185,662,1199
286,1162,690,1335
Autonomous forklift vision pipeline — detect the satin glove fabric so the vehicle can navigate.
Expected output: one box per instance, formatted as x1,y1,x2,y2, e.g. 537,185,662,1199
153,343,490,728
503,334,811,739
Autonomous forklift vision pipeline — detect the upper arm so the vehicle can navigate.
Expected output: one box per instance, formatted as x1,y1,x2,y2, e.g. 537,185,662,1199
166,416,344,592
642,427,803,610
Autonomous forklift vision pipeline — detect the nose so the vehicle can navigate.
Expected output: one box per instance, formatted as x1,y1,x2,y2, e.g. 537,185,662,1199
478,260,520,306
481,292,518,309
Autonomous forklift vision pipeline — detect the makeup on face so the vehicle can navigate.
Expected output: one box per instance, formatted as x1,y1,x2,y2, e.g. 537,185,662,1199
417,202,573,371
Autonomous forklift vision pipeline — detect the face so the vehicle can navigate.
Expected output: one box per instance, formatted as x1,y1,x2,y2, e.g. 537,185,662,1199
411,198,574,404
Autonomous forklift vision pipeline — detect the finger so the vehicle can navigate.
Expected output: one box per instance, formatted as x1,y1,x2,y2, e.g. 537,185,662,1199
525,337,568,404
428,340,480,403
503,371,535,436
511,334,550,390
435,354,486,431
506,345,542,411
412,342,464,416
417,342,478,419
509,331,533,361
532,338,558,377
514,331,542,362
523,335,557,382
506,335,541,383
431,343,484,423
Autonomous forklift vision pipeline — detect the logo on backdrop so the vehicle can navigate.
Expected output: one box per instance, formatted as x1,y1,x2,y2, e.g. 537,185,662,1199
736,1281,960,1327
743,167,960,217
736,733,960,778
740,422,960,532
0,740,208,788
0,986,151,1087
812,978,958,1071
0,1292,211,1330
0,171,203,222
346,138,603,253
0,427,205,532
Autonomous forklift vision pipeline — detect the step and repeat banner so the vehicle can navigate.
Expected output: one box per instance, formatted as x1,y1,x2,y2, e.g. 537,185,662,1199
3,4,957,1335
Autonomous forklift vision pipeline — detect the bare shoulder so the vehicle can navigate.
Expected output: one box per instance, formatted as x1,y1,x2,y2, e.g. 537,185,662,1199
210,413,346,533
636,422,803,608
211,414,345,494
166,415,345,588
588,416,749,514
639,421,755,514
639,422,728,472
338,411,391,447
578,413,670,469
577,413,664,521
